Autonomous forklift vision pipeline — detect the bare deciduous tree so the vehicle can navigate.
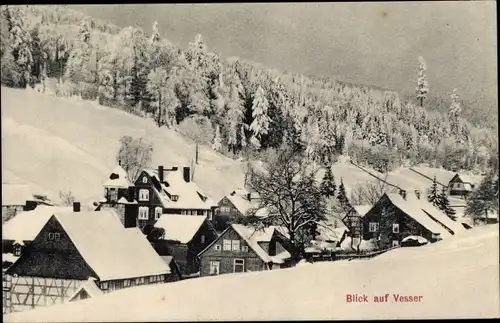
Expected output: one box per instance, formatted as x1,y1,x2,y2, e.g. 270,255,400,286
59,190,75,206
241,144,329,262
116,135,154,182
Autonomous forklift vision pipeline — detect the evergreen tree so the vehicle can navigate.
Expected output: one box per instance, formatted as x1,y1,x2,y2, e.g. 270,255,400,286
320,166,336,198
240,125,248,150
437,187,456,219
150,21,160,44
211,125,222,152
415,56,429,107
465,175,496,224
337,178,350,208
146,67,178,127
449,89,462,139
249,85,270,149
226,84,244,153
427,176,439,206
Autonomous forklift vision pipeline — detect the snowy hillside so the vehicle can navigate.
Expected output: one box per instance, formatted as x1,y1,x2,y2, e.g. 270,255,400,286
5,224,499,322
1,86,245,204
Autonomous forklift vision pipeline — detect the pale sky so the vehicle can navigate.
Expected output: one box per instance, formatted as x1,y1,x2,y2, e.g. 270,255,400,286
73,2,497,101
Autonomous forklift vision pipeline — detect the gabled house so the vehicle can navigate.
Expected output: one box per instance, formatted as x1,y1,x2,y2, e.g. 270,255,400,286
215,189,260,231
153,215,218,277
2,205,74,255
197,224,291,277
342,204,371,238
5,209,171,313
102,163,133,203
447,174,483,197
362,191,453,249
1,184,52,223
132,166,217,228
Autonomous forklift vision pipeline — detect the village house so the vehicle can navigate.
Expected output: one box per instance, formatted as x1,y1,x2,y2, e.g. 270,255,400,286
342,204,371,238
101,165,218,228
4,209,171,314
197,224,291,277
215,188,260,231
1,184,52,223
447,174,483,197
361,190,454,249
152,214,218,278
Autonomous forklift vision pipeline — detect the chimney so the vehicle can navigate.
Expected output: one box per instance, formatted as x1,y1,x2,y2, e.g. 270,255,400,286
247,193,251,201
158,166,164,183
127,186,135,202
118,159,121,166
171,166,178,171
73,202,81,212
414,189,421,200
183,167,191,183
399,190,407,200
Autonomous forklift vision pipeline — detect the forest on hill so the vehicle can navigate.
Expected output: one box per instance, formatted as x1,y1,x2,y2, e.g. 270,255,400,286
1,5,498,175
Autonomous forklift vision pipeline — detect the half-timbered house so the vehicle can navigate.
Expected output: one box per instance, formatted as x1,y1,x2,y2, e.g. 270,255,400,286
197,224,291,277
4,209,170,314
153,215,218,277
447,174,483,197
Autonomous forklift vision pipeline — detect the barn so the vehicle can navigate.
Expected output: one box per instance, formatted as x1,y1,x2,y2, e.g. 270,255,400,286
3,209,170,314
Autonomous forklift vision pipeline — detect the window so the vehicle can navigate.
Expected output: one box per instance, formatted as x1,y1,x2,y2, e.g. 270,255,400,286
135,277,145,285
393,223,400,233
150,276,157,283
231,240,240,251
48,233,55,240
220,206,230,213
123,280,130,287
101,282,109,290
54,233,60,241
154,207,162,220
209,261,220,275
223,239,232,251
233,259,245,273
138,206,149,220
13,245,22,256
392,240,400,248
241,246,249,253
214,244,221,251
142,176,148,184
110,188,118,201
157,275,164,282
201,235,205,244
191,210,197,216
139,189,149,201
171,195,178,201
369,222,379,232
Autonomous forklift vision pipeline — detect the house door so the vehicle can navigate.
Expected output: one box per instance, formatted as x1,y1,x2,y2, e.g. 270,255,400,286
209,261,220,275
392,240,399,248
233,259,245,273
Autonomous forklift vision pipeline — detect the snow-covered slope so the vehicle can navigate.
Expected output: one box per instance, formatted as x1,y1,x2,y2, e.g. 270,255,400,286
5,225,499,322
1,87,245,204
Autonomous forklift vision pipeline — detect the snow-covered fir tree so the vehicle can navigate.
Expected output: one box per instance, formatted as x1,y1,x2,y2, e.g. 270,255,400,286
211,124,222,152
416,56,429,107
427,176,439,206
150,21,160,44
249,85,270,149
337,178,350,208
320,166,336,198
465,174,496,224
437,187,456,219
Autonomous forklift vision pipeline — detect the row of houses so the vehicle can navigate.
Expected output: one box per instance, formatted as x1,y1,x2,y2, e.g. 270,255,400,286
1,162,494,314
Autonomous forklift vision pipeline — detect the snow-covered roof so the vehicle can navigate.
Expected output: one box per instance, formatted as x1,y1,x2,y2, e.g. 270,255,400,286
385,193,452,238
455,174,483,185
2,253,19,264
1,184,33,206
103,165,132,188
55,211,170,281
145,169,217,210
154,214,208,244
409,166,455,187
67,278,103,301
2,206,73,241
418,199,466,235
225,189,259,215
401,235,429,244
316,225,348,242
353,204,372,217
117,197,138,204
160,256,175,266
229,224,291,264
270,250,292,264
247,225,289,242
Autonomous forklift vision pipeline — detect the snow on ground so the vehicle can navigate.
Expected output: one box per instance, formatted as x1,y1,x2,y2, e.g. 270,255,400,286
5,224,499,322
1,87,244,203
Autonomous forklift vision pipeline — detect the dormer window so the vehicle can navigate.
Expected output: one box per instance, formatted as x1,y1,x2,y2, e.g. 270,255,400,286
171,195,178,202
142,176,148,184
13,245,22,256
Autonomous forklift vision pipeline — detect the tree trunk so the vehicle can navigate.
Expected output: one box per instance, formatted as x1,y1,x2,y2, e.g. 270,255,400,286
157,92,162,128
